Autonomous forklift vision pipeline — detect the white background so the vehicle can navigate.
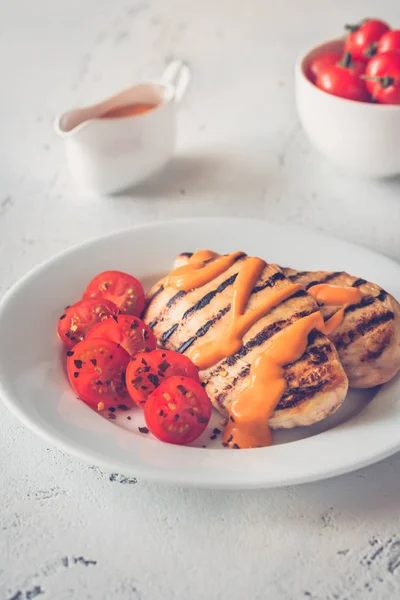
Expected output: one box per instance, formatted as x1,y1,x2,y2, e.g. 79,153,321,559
1,1,400,598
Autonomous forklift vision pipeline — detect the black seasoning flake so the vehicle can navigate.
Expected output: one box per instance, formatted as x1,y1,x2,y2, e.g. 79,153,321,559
233,443,240,449
109,355,113,360
143,330,149,339
138,426,149,434
108,413,116,420
64,305,71,310
90,358,97,366
159,409,164,416
59,314,67,320
197,414,208,423
174,414,180,421
112,314,118,322
148,373,159,387
73,372,79,379
109,407,116,412
158,359,170,373
127,416,131,420
141,358,148,366
118,404,128,411
230,415,235,423
66,350,74,357
95,380,102,385
105,379,111,385
73,359,83,369
161,353,166,358
202,445,206,448
140,385,148,390
222,442,228,447
227,434,233,443
210,434,217,440
177,384,187,394
130,321,138,330
213,428,221,435
188,407,195,416
116,344,121,348
142,366,151,373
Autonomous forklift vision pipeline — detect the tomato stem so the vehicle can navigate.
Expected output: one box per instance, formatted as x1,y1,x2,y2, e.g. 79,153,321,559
362,74,396,88
363,42,378,58
344,22,360,33
338,52,354,69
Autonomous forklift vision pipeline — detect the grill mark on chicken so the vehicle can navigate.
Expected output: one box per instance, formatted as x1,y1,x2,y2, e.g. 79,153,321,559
335,310,395,350
167,289,186,309
147,284,164,303
344,295,376,314
353,278,367,287
252,271,286,293
161,323,179,343
277,379,330,409
180,252,193,258
176,305,231,354
305,271,343,289
148,319,158,330
286,270,308,281
377,289,388,302
182,274,238,319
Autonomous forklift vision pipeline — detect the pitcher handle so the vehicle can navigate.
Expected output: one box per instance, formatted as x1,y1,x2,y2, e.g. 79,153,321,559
161,59,191,103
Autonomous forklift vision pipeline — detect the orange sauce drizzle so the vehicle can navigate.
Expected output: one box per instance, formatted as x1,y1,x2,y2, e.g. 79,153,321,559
223,311,326,448
163,253,362,449
188,257,303,370
100,103,157,119
307,283,362,335
164,250,244,291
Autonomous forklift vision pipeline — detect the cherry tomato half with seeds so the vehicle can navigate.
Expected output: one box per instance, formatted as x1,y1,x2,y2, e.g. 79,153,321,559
316,59,370,102
144,376,212,445
377,30,400,54
67,338,130,410
83,270,145,317
308,52,342,82
86,314,156,358
344,19,390,62
126,349,200,407
58,298,118,349
365,50,400,104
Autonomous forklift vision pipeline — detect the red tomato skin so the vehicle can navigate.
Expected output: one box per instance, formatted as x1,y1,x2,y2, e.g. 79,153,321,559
83,270,145,317
86,315,156,357
58,298,118,349
377,30,400,54
309,52,342,82
67,338,130,410
126,349,200,407
144,376,212,445
365,51,400,104
345,19,390,63
316,64,370,102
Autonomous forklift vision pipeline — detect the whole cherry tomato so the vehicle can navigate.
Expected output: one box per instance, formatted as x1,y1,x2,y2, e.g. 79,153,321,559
364,50,400,104
377,30,400,54
344,19,390,62
309,52,342,82
316,53,370,102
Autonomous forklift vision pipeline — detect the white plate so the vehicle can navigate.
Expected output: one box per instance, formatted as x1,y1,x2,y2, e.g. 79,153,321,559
0,218,399,489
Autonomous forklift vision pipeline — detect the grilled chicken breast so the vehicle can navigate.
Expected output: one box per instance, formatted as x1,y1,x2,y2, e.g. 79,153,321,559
281,268,400,388
145,253,348,429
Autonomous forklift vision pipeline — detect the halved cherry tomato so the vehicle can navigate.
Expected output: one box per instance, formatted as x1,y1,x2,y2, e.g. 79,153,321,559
83,271,145,317
377,30,400,54
144,376,212,445
67,338,130,410
126,349,200,407
364,50,400,104
58,298,118,349
309,52,342,82
86,314,156,357
316,54,370,102
344,19,390,62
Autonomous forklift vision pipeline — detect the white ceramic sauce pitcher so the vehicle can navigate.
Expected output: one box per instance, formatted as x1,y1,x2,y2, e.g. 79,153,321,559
54,60,190,195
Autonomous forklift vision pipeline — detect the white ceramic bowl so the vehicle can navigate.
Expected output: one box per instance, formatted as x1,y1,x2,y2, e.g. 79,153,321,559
295,39,400,177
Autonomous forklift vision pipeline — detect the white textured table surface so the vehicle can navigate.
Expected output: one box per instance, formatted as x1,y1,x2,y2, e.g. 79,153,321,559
1,1,400,599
